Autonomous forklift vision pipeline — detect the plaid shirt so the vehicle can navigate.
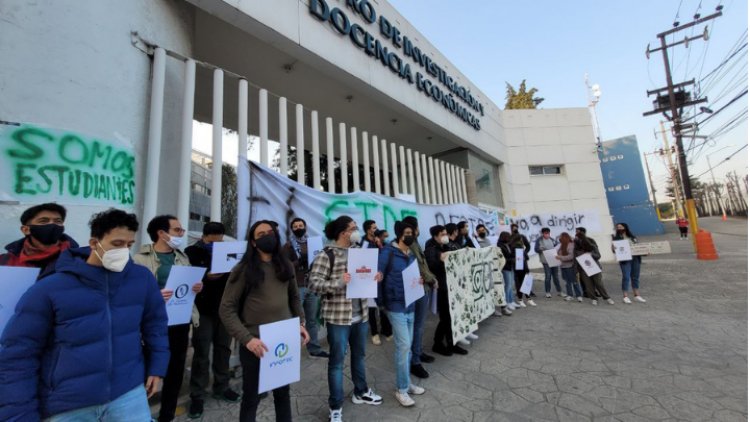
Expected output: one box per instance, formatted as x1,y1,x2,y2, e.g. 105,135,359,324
308,245,369,326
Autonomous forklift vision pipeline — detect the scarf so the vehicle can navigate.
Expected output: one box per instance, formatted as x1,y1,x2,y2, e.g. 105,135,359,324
19,238,71,265
290,233,307,259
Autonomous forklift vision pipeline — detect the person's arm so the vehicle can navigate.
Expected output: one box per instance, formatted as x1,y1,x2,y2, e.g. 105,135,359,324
522,236,531,253
140,271,169,397
424,244,441,270
219,268,255,346
558,245,575,262
0,286,52,421
533,237,542,254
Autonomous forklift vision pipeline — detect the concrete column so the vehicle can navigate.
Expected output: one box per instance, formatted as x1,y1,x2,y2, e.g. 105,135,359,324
259,89,268,166
351,127,359,191
414,151,423,203
311,111,321,190
237,79,249,239
177,59,195,229
381,139,390,196
326,117,335,193
295,104,305,185
362,131,370,192
142,47,166,243
372,135,381,194
339,122,348,193
210,69,223,222
278,97,288,175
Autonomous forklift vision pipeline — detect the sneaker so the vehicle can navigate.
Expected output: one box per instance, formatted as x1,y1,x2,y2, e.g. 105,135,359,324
558,292,566,297
385,335,394,342
493,310,503,317
458,338,471,346
329,408,343,422
577,297,583,302
623,296,632,304
371,335,381,346
591,300,598,306
310,350,330,358
501,307,513,316
517,301,527,308
564,296,573,302
213,389,241,403
545,293,552,298
527,299,537,307
352,388,383,406
606,298,615,305
467,333,479,340
634,296,647,303
410,364,429,379
188,399,204,419
432,344,453,357
451,345,469,355
408,384,425,395
394,391,415,407
508,303,517,310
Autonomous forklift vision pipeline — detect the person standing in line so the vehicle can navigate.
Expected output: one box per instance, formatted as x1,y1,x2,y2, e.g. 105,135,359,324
456,221,476,248
0,209,169,421
676,216,689,239
185,222,241,419
0,202,79,280
556,232,582,302
510,233,536,307
510,223,535,298
362,220,392,346
402,216,437,379
378,221,426,407
497,231,518,310
308,216,383,422
220,220,310,422
613,223,646,304
475,224,492,247
534,227,564,298
425,224,468,357
134,215,203,422
282,217,329,358
361,220,379,249
375,229,389,248
445,223,461,250
574,227,615,306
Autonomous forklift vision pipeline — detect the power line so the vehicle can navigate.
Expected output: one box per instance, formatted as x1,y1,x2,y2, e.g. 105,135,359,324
696,144,748,178
697,88,748,126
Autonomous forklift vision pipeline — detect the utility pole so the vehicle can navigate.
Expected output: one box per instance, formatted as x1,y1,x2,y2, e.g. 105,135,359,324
643,151,662,219
657,121,685,218
707,155,727,220
644,8,723,247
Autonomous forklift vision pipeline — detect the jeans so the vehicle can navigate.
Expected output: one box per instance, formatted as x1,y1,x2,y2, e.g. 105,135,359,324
386,311,415,393
502,270,515,304
159,323,190,422
368,307,392,337
410,292,429,365
238,348,291,422
326,321,369,410
46,385,150,422
299,288,323,354
542,264,562,293
619,256,642,292
561,267,582,297
190,313,232,400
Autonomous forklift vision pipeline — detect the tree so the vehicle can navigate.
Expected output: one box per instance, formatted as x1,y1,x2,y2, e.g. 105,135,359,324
504,80,544,109
221,163,237,237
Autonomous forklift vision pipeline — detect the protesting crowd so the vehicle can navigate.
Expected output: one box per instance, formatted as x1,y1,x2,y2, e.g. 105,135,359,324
0,203,646,422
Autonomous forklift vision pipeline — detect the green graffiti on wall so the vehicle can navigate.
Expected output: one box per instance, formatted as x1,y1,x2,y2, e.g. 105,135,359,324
1,124,136,205
324,199,417,229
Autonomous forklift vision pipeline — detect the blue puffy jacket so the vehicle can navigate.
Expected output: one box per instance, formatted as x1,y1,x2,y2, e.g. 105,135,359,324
0,247,169,421
377,243,416,313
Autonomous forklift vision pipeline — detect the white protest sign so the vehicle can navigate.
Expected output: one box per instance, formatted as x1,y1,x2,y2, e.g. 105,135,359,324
576,253,602,277
519,273,534,295
612,240,633,262
346,248,378,299
258,317,301,394
542,249,562,267
647,241,671,255
510,210,602,255
164,266,206,326
515,248,525,270
306,236,324,268
211,241,247,274
402,260,424,307
630,243,650,256
0,266,40,334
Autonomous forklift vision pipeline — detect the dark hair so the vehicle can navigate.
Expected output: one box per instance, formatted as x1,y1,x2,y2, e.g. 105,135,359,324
457,221,468,230
394,221,412,240
375,229,388,238
290,217,306,228
576,226,587,234
498,231,510,244
429,224,445,237
445,223,458,236
203,221,225,236
402,216,419,229
541,227,550,234
510,223,519,229
234,220,294,290
615,223,635,239
324,215,354,241
20,203,67,225
89,208,139,239
476,224,487,232
147,215,177,242
363,220,376,232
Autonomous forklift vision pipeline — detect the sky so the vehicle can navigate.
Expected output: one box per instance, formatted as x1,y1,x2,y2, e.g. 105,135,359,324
387,0,748,201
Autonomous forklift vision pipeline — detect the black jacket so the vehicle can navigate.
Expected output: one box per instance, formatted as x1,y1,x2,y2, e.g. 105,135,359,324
185,241,230,316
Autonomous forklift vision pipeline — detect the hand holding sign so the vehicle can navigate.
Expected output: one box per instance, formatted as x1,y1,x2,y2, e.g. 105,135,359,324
346,248,378,298
164,266,206,326
402,260,424,307
258,317,302,394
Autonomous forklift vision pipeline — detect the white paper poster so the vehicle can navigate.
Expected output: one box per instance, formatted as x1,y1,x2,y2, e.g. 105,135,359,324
542,249,562,267
515,248,525,270
612,240,633,262
211,241,247,274
346,248,379,299
306,236,324,268
258,317,301,394
576,253,602,277
519,273,534,295
0,266,40,334
164,266,206,326
402,260,424,307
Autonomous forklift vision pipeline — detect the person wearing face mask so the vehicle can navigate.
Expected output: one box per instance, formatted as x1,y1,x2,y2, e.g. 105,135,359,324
0,202,79,280
282,217,329,358
134,215,203,422
456,221,476,248
361,221,393,346
475,224,492,247
425,224,468,357
612,222,646,304
0,208,169,422
220,220,310,422
308,216,384,422
534,227,564,299
184,222,240,419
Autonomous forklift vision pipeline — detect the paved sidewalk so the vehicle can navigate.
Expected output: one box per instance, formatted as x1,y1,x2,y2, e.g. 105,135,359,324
169,217,747,421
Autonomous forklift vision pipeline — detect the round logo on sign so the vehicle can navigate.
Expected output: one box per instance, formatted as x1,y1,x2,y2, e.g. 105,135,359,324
175,284,190,299
275,343,289,358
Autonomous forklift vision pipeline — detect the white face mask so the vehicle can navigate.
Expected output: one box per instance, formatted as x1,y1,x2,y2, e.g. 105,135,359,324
440,235,450,245
95,243,130,272
166,235,184,249
349,230,362,245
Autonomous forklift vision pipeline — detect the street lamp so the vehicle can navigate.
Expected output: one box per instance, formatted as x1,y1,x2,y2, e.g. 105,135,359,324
706,145,734,221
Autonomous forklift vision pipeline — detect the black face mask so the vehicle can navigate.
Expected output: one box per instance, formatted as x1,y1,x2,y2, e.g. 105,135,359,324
29,224,65,245
402,236,415,246
478,232,487,239
255,235,278,253
292,228,306,238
